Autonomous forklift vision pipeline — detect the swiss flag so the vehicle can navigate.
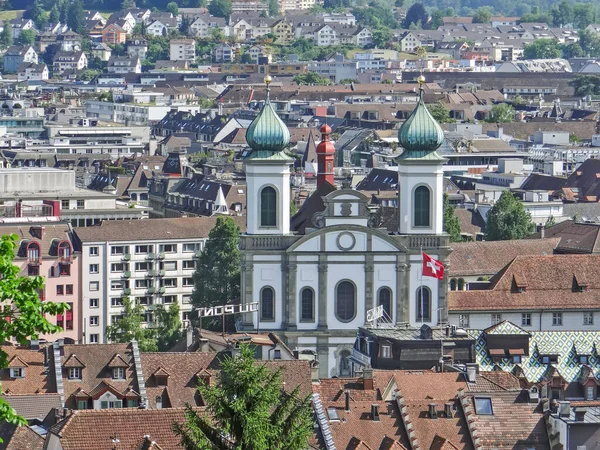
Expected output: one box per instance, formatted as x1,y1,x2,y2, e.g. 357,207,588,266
422,252,444,280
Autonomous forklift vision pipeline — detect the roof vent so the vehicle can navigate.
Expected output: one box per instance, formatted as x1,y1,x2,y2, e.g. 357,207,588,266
444,402,453,418
428,403,437,419
371,404,380,421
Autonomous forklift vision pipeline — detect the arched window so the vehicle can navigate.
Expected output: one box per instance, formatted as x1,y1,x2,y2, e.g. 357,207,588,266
260,287,274,321
300,288,314,322
27,242,40,259
58,241,72,258
450,279,457,291
414,185,431,227
339,349,351,377
378,287,392,319
260,186,277,227
336,281,355,322
458,278,465,291
416,287,431,322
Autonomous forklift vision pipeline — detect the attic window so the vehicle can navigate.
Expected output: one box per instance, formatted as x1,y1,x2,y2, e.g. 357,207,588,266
156,375,168,387
326,407,340,422
474,397,493,415
10,368,24,378
542,355,558,364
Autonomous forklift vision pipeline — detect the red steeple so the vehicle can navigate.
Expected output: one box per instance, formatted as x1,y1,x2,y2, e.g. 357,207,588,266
316,124,335,188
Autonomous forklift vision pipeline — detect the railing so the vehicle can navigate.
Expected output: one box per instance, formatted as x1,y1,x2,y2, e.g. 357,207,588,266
147,270,158,277
399,235,450,250
240,235,300,250
122,271,131,278
122,254,131,261
58,255,73,265
147,287,156,294
28,257,42,266
146,253,155,260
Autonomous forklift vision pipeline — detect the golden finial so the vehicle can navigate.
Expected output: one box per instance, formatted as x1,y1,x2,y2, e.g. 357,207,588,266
264,75,272,85
418,74,426,85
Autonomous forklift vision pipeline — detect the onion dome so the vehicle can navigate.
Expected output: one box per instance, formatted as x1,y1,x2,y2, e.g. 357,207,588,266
316,124,335,154
245,75,290,152
398,74,444,153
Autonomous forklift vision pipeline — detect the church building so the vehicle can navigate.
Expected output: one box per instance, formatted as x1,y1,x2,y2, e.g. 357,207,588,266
239,75,451,378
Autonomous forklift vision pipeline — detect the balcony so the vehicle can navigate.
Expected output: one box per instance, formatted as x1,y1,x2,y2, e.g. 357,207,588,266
159,270,166,276
146,253,155,260
122,254,131,261
159,287,166,294
59,255,73,265
194,250,202,258
28,257,42,266
157,252,165,260
147,270,158,277
240,235,300,251
122,271,131,278
123,288,131,295
147,287,156,294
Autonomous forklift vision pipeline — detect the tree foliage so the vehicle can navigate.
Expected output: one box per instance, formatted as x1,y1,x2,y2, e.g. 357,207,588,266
485,191,535,241
191,217,240,331
17,29,35,46
293,71,331,85
472,7,491,23
0,234,68,433
0,22,13,48
67,0,86,35
487,103,515,123
155,302,183,351
404,3,429,29
523,39,562,59
427,102,455,123
209,0,232,18
166,1,179,15
105,297,157,351
173,344,313,450
443,194,462,242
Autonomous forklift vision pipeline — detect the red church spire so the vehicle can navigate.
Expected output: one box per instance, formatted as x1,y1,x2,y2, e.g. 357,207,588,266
316,124,335,188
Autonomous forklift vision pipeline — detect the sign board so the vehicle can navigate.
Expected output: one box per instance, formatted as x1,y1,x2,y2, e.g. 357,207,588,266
366,305,384,323
198,302,258,318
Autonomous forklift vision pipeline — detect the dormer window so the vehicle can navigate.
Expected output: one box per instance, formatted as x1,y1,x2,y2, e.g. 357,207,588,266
10,368,24,378
69,367,81,379
113,367,125,380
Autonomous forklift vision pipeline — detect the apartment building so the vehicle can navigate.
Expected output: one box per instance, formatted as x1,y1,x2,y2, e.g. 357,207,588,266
169,39,196,62
86,100,171,126
73,216,245,344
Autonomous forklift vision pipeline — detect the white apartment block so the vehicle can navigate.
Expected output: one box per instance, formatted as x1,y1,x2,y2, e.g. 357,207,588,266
86,100,171,126
74,217,245,344
169,39,196,62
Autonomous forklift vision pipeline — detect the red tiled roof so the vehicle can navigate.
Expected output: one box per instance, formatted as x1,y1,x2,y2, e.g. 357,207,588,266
0,345,53,395
107,353,130,368
0,423,44,450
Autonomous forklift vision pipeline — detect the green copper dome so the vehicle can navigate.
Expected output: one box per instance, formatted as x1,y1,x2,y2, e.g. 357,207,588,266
398,78,444,153
246,77,290,153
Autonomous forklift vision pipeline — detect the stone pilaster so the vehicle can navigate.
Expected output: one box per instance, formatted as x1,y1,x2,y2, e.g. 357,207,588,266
285,256,297,330
317,256,328,330
240,256,255,330
364,256,374,323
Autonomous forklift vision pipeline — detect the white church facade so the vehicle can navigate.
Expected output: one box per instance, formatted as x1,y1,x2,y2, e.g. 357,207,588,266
239,75,451,378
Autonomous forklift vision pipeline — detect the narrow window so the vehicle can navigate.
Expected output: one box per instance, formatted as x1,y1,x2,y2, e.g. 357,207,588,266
261,287,274,321
260,186,277,227
414,185,431,227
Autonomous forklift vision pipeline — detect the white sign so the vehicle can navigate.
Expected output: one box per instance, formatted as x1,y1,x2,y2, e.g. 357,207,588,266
366,305,384,323
198,302,258,317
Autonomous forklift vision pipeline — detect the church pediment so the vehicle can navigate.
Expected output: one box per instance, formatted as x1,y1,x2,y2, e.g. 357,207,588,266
287,225,407,253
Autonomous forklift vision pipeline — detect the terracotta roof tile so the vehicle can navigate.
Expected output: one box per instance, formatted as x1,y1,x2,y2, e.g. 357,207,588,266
0,423,44,450
3,393,62,421
0,346,53,395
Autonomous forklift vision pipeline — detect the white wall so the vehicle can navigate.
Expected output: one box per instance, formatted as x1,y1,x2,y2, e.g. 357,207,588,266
449,310,600,331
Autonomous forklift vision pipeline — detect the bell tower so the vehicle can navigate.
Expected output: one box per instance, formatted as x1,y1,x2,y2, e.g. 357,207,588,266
316,124,335,188
244,76,294,235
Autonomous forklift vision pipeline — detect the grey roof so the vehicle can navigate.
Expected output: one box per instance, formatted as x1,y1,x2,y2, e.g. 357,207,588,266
4,393,62,421
363,325,474,341
563,203,600,222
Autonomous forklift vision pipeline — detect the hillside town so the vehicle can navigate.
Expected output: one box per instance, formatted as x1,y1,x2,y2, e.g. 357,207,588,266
2,0,600,448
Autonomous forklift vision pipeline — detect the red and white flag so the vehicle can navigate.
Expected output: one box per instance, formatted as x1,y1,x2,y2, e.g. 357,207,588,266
422,252,444,280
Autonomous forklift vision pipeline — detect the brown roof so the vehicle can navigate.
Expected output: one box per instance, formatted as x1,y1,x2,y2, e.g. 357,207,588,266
74,216,246,243
0,222,75,260
448,238,559,277
454,209,485,237
0,423,44,450
140,352,218,408
528,220,600,254
49,408,190,450
262,360,313,398
467,391,549,449
467,371,521,392
449,254,600,311
0,346,54,395
59,343,137,409
3,393,62,421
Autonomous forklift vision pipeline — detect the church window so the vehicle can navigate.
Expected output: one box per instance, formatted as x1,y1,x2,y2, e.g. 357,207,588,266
414,185,431,227
260,186,277,227
458,278,465,290
450,279,457,290
378,288,392,319
260,287,275,321
416,287,431,322
335,281,356,322
300,288,314,322
339,349,351,377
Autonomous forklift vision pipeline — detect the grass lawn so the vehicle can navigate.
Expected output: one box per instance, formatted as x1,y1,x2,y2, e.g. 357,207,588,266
0,10,24,21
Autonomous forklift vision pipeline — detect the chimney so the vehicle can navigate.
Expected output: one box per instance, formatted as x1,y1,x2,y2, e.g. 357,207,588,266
30,339,39,351
199,338,209,353
445,325,451,337
444,402,453,418
371,404,380,421
345,390,350,412
540,225,545,239
558,401,571,417
186,327,194,349
363,366,374,390
310,360,320,383
466,363,478,383
575,407,587,422
428,403,438,419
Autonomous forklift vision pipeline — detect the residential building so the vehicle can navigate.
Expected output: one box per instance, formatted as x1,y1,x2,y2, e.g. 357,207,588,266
102,23,127,45
169,39,195,61
3,46,38,73
52,51,87,75
73,217,246,343
35,32,58,53
398,31,421,52
271,19,294,44
86,100,172,125
91,42,112,61
9,18,35,40
57,31,82,52
213,43,234,62
281,0,316,11
126,39,148,60
147,19,177,36
17,62,49,82
107,56,141,74
188,14,226,38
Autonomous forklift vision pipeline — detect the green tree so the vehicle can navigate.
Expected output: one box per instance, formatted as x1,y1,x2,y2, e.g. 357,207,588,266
443,194,462,242
573,3,597,29
0,234,68,432
78,69,99,81
17,29,35,46
191,217,240,331
427,102,455,123
293,71,331,85
105,297,158,351
173,344,313,450
523,39,561,59
67,0,86,35
155,302,183,351
485,191,535,240
579,29,600,57
267,0,279,16
563,42,584,59
472,7,492,23
404,3,429,29
166,1,179,15
551,0,573,26
372,28,391,48
209,0,232,18
0,22,13,48
49,4,60,23
487,103,515,123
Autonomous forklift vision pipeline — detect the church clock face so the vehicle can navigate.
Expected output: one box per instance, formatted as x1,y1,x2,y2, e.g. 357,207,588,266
336,232,356,251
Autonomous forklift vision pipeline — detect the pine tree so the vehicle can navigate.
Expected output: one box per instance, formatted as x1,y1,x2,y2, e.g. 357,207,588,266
443,194,462,242
191,217,240,331
485,191,535,241
49,4,60,24
173,344,314,450
0,22,13,48
0,234,68,432
67,0,86,35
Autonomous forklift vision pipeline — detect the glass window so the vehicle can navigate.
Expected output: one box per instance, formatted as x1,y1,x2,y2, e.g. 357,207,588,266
89,281,99,291
336,281,355,322
416,287,431,322
113,367,125,379
261,287,274,321
491,313,501,325
260,186,277,227
68,367,81,379
135,245,153,254
89,264,99,274
459,314,470,328
111,246,126,255
380,344,391,358
300,288,314,321
77,400,87,410
89,298,99,308
163,295,176,304
378,288,392,319
135,262,151,271
552,312,563,326
162,261,177,271
414,185,431,227
90,316,98,326
586,386,595,401
584,312,594,325
111,298,123,307
183,260,196,269
89,247,99,256
474,397,493,415
160,244,176,253
57,285,64,295
521,313,531,326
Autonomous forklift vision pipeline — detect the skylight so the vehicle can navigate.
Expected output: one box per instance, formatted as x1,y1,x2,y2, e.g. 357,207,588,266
326,407,340,421
474,397,493,415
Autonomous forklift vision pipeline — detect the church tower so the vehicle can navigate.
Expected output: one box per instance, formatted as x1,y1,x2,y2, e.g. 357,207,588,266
316,124,335,187
244,76,294,235
396,75,446,235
